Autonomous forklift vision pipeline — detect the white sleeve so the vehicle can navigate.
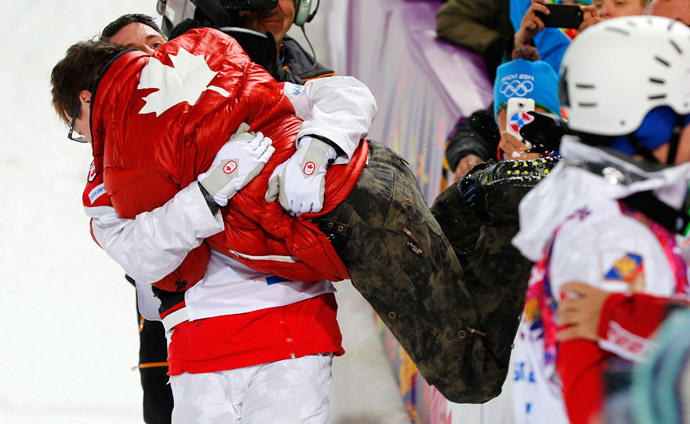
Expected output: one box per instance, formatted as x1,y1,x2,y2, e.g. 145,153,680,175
85,181,224,285
549,210,679,301
283,76,377,164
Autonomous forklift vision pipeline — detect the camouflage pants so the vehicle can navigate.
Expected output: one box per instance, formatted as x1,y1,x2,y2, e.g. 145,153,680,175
319,142,532,403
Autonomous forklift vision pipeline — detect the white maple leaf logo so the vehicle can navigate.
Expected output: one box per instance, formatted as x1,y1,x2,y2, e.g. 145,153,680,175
137,47,230,117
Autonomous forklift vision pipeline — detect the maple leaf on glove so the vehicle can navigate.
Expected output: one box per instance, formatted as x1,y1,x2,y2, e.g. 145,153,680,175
265,136,337,216
199,123,274,207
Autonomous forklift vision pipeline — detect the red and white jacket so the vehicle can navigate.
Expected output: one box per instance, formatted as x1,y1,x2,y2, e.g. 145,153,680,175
82,28,377,374
89,28,375,293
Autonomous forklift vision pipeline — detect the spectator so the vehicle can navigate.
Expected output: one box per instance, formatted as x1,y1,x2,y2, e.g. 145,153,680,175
593,0,650,19
492,55,561,160
511,0,596,73
647,0,690,25
436,0,514,82
445,0,646,180
445,48,560,179
512,15,690,424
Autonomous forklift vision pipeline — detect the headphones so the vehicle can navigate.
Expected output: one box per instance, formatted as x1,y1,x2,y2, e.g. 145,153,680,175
294,0,319,26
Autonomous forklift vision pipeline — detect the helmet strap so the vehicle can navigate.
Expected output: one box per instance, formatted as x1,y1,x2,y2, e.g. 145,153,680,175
620,191,690,236
627,132,660,163
664,113,686,165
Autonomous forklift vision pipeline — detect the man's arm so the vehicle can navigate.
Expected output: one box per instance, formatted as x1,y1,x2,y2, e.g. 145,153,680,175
86,182,223,285
445,106,499,178
84,128,273,285
436,0,505,54
266,76,377,216
283,76,377,163
557,283,690,361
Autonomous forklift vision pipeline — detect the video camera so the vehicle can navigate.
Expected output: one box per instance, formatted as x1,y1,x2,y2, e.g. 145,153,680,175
157,0,278,36
156,0,288,80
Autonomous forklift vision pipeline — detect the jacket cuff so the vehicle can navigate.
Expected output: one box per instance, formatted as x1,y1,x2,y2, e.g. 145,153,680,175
597,292,628,340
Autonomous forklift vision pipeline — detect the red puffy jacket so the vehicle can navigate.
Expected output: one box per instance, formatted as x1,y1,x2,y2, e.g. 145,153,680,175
90,28,367,291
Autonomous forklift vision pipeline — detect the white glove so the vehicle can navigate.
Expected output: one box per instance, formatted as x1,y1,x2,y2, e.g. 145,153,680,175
199,123,274,207
265,136,337,216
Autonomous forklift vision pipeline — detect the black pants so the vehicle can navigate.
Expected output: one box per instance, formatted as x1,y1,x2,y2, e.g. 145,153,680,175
136,305,174,423
320,141,527,403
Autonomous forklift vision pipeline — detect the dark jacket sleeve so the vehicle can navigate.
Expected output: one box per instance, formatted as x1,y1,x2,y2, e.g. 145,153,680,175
436,0,504,54
445,104,500,170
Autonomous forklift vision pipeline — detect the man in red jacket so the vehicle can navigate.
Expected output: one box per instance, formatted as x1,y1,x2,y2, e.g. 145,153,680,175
97,13,361,422
60,24,372,422
52,26,520,419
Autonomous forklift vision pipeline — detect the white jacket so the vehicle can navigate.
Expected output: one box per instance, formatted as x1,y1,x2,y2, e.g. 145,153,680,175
510,136,690,424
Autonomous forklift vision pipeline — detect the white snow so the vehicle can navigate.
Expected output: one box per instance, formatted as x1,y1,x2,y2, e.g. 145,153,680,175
0,1,407,423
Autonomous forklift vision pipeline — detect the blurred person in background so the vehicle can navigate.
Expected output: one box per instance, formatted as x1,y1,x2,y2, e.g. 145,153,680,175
512,15,690,424
557,282,690,423
647,0,690,24
435,0,514,82
445,0,647,181
492,54,561,161
593,0,649,19
631,301,690,424
445,47,561,180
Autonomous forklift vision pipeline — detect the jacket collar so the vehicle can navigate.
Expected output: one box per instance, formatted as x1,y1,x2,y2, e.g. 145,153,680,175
513,136,690,261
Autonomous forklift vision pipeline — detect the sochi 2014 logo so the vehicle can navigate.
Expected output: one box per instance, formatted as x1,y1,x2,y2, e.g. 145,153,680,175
509,111,535,134
223,160,238,175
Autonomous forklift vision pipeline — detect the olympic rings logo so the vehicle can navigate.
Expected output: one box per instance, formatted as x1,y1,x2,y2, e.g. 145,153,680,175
499,80,534,97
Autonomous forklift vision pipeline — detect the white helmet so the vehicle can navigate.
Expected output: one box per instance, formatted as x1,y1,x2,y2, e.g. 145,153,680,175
560,16,690,136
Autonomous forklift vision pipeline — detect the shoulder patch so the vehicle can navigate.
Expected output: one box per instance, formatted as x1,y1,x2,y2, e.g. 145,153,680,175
601,250,644,284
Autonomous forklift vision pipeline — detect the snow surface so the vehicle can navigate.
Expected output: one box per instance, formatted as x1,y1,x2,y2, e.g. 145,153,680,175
0,1,408,423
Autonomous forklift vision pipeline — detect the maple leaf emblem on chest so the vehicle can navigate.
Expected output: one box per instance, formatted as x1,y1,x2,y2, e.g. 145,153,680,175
137,47,230,117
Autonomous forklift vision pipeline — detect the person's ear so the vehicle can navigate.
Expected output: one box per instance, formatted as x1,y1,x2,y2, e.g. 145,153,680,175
79,90,92,107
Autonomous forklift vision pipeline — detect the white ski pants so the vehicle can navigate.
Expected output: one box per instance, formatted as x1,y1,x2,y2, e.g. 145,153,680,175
169,354,333,423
